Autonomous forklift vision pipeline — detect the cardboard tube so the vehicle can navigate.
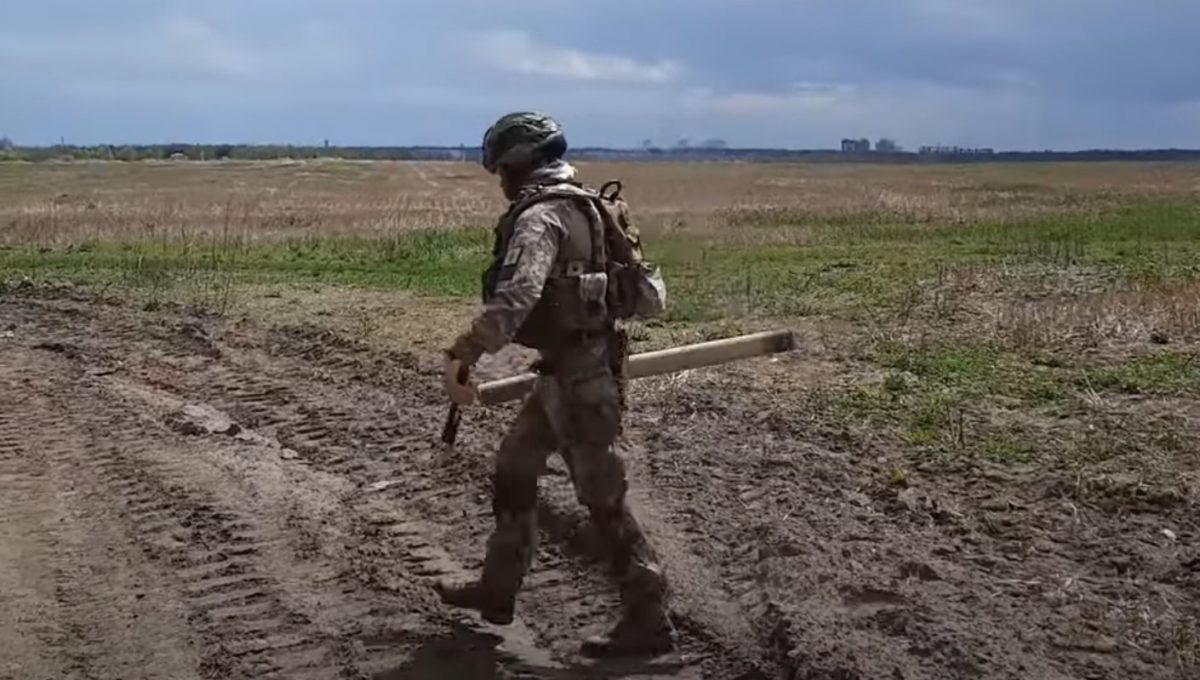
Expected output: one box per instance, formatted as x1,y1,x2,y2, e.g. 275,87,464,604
478,329,796,405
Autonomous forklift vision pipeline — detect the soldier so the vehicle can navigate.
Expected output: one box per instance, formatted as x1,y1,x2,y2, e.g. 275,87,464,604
435,112,676,658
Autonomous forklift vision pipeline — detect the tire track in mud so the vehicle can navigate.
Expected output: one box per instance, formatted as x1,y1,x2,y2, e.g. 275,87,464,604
208,340,778,677
150,361,617,673
5,290,781,677
61,389,451,680
0,397,73,680
0,372,204,680
247,338,777,677
84,444,332,679
120,328,749,676
88,353,577,678
1,344,404,679
0,356,108,680
4,362,340,679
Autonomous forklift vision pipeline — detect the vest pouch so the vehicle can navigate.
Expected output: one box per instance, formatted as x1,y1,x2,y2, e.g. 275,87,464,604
578,272,608,306
513,297,556,348
512,274,608,348
605,261,666,320
559,274,609,332
548,275,608,331
633,263,667,318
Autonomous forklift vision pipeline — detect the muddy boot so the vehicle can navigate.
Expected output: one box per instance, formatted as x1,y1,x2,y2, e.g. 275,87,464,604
580,606,677,658
433,579,514,626
437,504,535,626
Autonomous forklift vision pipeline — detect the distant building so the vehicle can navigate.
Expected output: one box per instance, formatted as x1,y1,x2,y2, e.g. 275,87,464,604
841,138,871,153
918,145,995,155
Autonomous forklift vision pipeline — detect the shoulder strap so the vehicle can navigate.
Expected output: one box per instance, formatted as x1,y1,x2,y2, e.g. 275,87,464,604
507,186,570,219
496,184,575,247
507,183,610,274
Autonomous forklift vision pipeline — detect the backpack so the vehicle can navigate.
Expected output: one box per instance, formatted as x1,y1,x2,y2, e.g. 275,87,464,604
483,179,667,323
589,179,667,321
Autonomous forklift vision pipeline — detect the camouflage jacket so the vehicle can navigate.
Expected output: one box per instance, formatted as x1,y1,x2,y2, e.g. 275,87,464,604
447,163,605,366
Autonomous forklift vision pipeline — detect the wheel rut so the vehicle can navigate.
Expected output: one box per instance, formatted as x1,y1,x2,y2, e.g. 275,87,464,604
188,333,772,677
89,455,328,680
0,361,204,680
0,389,75,680
144,356,710,673
2,289,781,679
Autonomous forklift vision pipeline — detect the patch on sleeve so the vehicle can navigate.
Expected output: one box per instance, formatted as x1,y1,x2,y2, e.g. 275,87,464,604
502,245,523,267
496,245,523,283
506,244,525,266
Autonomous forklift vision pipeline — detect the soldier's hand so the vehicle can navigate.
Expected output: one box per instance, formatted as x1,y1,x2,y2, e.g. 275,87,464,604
443,356,477,406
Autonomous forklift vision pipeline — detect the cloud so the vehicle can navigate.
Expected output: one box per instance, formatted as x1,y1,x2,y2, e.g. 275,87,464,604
907,0,1030,43
703,82,855,115
474,30,682,85
0,15,352,96
157,17,265,80
3,0,1200,148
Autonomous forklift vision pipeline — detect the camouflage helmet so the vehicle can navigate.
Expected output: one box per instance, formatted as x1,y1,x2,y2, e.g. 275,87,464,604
480,111,567,173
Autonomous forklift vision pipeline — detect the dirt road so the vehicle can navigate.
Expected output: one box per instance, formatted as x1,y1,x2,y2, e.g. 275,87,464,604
1,285,1195,679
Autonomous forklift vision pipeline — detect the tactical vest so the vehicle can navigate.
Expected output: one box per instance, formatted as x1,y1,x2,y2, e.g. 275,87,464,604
482,182,611,349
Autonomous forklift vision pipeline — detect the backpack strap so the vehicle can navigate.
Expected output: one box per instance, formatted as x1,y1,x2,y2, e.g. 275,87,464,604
598,180,622,201
580,194,608,275
505,183,609,277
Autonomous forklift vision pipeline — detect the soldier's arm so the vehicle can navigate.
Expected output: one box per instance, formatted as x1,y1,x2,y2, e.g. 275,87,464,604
446,203,566,365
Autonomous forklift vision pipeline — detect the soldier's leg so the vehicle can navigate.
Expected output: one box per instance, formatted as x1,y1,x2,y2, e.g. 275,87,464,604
555,364,675,656
481,387,558,599
436,387,557,624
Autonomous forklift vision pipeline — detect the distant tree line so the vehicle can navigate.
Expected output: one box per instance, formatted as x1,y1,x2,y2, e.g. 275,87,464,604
0,144,471,163
568,147,1200,164
1,141,1199,164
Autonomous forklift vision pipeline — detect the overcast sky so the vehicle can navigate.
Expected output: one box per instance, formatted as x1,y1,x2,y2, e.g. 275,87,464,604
3,0,1198,149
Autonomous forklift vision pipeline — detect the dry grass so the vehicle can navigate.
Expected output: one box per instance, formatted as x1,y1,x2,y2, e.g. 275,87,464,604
888,262,1200,350
0,160,500,245
990,277,1200,349
5,159,1200,246
4,159,1198,354
4,162,1199,619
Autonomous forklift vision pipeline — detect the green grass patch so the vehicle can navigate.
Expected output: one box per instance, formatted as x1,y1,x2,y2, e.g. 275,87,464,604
1081,351,1200,396
1,227,494,297
4,196,1200,324
872,341,1070,404
832,378,1045,465
830,339,1197,468
831,340,1081,461
878,343,999,389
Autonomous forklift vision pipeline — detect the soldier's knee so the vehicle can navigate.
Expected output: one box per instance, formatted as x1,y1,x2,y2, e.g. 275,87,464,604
492,466,538,516
587,499,624,525
569,407,619,447
573,451,628,509
564,376,620,447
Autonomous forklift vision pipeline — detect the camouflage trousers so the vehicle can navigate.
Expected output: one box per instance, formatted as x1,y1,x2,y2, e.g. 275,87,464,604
478,336,668,618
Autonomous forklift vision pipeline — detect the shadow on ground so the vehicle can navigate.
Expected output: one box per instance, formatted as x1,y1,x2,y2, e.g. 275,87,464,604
372,621,699,680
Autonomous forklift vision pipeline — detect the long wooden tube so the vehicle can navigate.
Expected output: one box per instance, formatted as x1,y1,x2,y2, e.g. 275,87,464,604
477,329,796,406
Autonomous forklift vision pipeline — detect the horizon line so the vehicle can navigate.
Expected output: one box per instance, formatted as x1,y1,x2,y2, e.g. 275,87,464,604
7,142,1200,155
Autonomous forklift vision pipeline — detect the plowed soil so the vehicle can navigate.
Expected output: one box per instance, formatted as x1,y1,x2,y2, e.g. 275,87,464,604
1,285,1195,680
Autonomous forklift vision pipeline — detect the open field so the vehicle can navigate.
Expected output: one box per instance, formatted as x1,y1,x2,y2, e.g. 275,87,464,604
2,159,1199,679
